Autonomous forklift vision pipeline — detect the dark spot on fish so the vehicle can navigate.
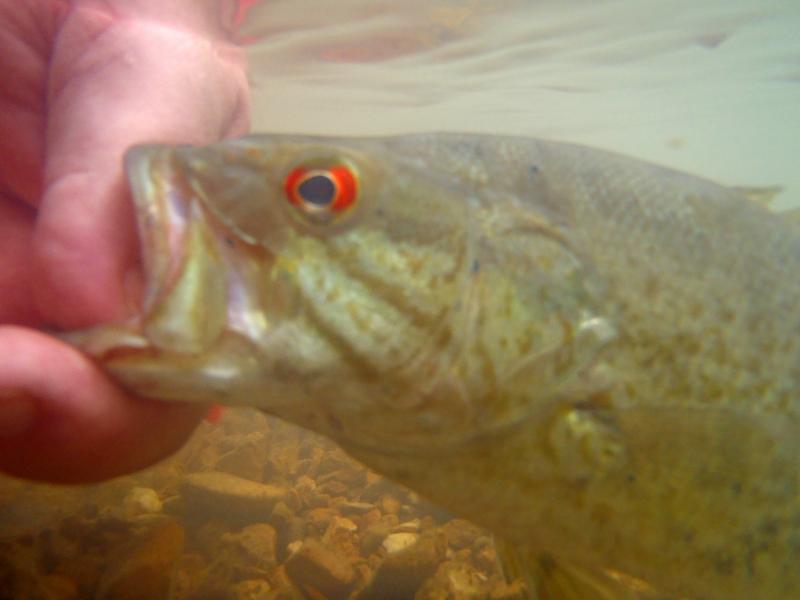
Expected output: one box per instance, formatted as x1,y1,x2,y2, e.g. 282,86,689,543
224,236,235,248
393,468,411,480
714,553,736,575
759,518,779,538
683,530,695,543
325,412,344,433
470,259,480,273
731,481,742,496
301,412,320,428
626,473,636,483
529,165,540,177
537,553,557,574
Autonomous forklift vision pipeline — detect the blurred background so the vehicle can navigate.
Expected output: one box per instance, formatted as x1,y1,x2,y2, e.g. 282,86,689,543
246,0,800,209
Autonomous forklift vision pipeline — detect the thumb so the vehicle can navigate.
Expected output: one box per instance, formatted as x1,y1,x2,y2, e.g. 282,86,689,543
35,4,250,328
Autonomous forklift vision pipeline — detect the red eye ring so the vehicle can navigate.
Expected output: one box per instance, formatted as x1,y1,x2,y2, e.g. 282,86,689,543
284,165,358,214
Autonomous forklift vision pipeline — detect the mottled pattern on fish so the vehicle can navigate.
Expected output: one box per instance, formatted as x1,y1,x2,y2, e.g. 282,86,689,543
69,134,800,599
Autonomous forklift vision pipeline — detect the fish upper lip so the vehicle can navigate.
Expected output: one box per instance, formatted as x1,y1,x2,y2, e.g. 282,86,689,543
127,143,280,358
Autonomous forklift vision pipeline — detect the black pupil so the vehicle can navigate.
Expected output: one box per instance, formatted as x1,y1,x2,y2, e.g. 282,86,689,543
298,174,335,206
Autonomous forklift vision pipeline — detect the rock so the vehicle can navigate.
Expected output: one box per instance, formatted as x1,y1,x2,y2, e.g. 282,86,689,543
441,519,484,550
307,492,333,510
230,578,272,600
338,501,375,515
357,531,446,600
305,507,338,536
317,467,367,488
180,472,286,524
328,516,358,532
360,521,391,556
221,523,279,576
322,517,360,561
378,494,402,516
318,480,349,497
293,475,317,509
184,443,222,473
382,532,419,555
95,520,185,600
195,523,278,591
269,565,306,600
360,477,401,503
284,539,357,599
398,504,418,522
416,560,491,600
283,488,302,513
122,487,162,517
392,518,421,533
420,515,439,531
358,507,383,530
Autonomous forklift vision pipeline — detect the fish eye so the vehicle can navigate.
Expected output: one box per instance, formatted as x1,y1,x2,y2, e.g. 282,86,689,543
284,165,358,220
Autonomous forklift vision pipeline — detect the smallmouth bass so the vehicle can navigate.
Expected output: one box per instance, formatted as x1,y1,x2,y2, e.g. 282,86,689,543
68,133,800,599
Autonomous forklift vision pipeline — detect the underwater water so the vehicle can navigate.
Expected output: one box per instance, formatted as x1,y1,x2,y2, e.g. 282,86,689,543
246,0,800,210
1,411,497,599
2,1,799,599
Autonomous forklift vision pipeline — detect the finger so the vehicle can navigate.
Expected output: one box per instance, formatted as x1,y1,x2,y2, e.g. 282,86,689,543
35,6,250,328
0,198,41,325
0,326,206,483
0,0,62,207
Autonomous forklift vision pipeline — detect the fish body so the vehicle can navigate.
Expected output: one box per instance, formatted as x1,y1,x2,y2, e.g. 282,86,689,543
70,133,800,599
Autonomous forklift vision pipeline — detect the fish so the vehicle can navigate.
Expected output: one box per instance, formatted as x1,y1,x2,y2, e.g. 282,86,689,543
66,133,800,599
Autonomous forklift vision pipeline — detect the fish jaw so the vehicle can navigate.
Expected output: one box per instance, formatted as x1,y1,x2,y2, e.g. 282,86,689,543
65,144,279,404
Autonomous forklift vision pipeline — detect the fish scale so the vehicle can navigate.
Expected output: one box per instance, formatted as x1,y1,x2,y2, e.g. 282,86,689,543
67,133,800,599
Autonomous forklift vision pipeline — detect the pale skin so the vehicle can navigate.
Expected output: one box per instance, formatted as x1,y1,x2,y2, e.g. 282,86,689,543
0,0,250,482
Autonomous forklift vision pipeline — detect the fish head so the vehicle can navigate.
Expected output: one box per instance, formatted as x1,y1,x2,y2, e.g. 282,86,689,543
71,135,611,454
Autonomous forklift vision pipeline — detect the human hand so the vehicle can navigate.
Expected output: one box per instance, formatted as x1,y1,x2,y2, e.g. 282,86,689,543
0,0,250,483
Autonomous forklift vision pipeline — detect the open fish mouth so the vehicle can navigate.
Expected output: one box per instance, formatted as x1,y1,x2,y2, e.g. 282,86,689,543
65,144,280,404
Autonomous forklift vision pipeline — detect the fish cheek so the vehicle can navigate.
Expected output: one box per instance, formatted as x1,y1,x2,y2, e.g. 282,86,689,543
142,204,228,354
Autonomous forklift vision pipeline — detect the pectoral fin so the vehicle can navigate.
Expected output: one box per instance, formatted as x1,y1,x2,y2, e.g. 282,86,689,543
495,541,673,600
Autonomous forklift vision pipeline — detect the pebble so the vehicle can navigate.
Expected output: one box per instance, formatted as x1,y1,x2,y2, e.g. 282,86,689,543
338,501,375,515
284,539,357,599
441,518,485,550
2,413,506,599
122,487,162,517
219,523,279,576
357,531,446,599
382,532,419,554
377,494,402,515
180,472,286,524
392,518,421,533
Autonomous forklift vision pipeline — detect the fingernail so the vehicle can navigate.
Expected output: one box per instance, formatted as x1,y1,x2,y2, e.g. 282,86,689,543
0,391,37,437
